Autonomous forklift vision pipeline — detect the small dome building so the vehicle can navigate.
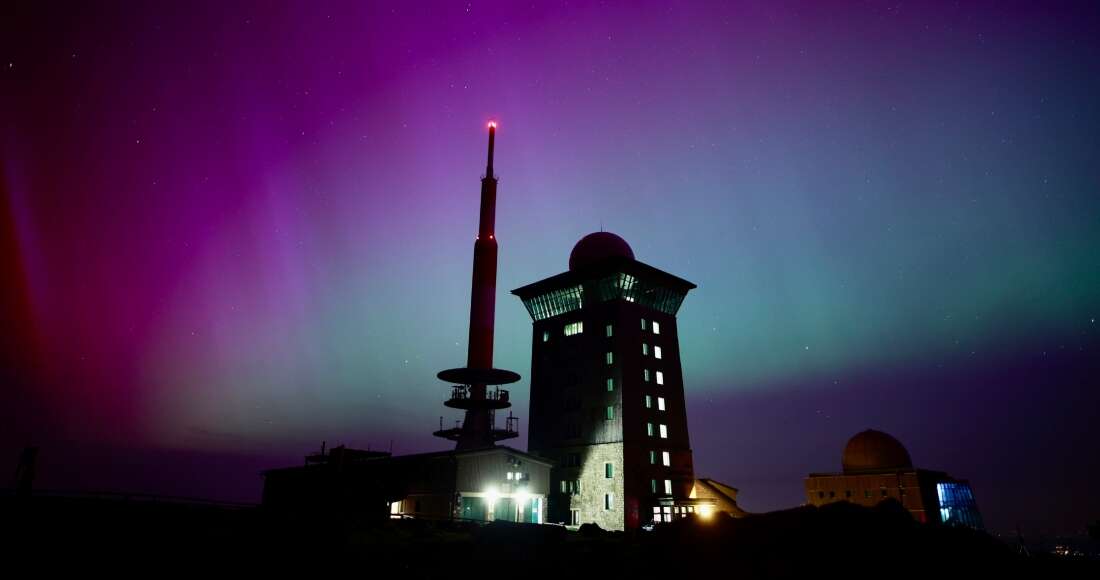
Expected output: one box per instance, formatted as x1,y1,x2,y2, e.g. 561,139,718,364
804,429,983,529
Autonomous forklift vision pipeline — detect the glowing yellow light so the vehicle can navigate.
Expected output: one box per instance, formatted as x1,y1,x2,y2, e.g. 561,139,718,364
698,504,713,519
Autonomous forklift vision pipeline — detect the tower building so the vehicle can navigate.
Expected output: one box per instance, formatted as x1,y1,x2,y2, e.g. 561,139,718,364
433,121,521,450
512,233,705,530
262,123,549,524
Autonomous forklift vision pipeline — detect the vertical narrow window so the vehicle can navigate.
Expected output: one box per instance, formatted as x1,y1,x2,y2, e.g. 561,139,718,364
659,424,668,439
605,324,613,337
642,343,649,356
604,493,614,510
606,378,614,392
605,352,613,365
649,450,656,464
605,462,614,478
644,369,650,382
641,319,647,330
647,423,654,437
652,321,661,335
605,405,614,420
657,397,666,411
662,451,671,466
560,480,567,493
656,371,664,385
542,330,549,342
664,480,672,495
645,395,652,409
651,479,657,493
654,346,662,359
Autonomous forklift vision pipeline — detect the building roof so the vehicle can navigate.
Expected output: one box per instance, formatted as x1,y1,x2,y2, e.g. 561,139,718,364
569,231,635,270
841,429,914,473
262,444,553,476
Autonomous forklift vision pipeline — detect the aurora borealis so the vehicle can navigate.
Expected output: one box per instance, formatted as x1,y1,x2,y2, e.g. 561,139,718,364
2,1,1099,534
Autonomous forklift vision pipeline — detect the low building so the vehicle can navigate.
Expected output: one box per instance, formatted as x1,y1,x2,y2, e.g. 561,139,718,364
691,478,749,519
263,444,551,523
804,429,983,529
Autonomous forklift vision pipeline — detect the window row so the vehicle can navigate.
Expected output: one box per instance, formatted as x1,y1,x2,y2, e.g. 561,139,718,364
646,423,669,438
559,479,582,494
649,479,673,495
816,488,907,500
641,343,662,359
652,505,694,523
643,369,665,385
644,395,666,411
648,450,672,466
641,319,661,334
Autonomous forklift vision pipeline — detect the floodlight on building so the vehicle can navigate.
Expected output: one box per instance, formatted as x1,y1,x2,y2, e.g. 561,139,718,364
698,504,713,519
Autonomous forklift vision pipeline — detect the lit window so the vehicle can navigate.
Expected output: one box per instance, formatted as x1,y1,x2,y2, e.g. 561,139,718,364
542,330,549,342
642,343,649,355
656,371,664,385
560,481,567,493
644,369,650,382
645,395,652,409
654,346,662,359
641,319,647,330
606,352,613,365
605,463,613,478
664,480,672,495
604,493,614,510
647,423,654,437
605,405,614,420
649,450,656,464
659,424,668,439
606,378,614,392
657,397,666,411
651,480,657,493
652,321,661,334
507,472,514,480
564,321,583,336
570,510,579,525
605,324,613,337
662,451,670,466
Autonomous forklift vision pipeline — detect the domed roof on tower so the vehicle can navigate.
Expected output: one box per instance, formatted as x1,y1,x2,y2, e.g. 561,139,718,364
569,231,635,270
841,429,913,473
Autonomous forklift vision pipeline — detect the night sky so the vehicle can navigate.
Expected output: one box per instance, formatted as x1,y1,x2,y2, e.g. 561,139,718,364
3,1,1099,535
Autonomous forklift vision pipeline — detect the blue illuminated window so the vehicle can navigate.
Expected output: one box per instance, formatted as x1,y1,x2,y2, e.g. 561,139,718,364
937,482,984,530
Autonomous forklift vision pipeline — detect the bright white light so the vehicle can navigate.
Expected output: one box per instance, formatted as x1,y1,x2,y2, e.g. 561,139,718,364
516,490,530,508
699,504,714,519
485,486,499,506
